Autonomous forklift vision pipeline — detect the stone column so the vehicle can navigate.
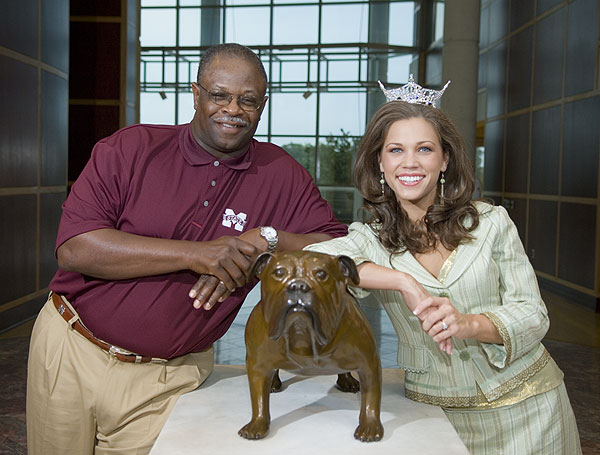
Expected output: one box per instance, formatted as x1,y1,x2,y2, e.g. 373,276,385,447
441,0,480,164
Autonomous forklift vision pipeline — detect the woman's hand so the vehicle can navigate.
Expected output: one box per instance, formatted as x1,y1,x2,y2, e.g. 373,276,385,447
393,273,455,355
356,263,455,354
412,297,470,355
413,298,503,354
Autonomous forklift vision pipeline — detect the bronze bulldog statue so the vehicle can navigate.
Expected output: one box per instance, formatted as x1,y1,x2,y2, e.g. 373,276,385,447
238,250,383,442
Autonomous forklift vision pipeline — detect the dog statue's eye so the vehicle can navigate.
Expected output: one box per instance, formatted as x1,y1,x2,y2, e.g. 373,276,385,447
273,267,287,279
314,269,328,281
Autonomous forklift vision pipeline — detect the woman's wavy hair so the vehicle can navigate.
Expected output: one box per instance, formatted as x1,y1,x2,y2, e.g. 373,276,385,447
354,101,479,255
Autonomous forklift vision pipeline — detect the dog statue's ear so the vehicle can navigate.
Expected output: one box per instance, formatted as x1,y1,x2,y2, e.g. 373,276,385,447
249,252,274,280
337,255,359,286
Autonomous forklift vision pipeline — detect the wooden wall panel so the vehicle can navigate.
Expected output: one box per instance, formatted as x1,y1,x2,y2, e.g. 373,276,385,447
528,200,558,275
507,27,532,112
481,0,600,308
0,195,37,304
562,97,600,198
70,22,121,100
504,113,528,194
0,0,38,58
0,57,38,188
68,105,120,181
558,203,596,289
530,106,560,195
533,8,564,105
41,72,69,186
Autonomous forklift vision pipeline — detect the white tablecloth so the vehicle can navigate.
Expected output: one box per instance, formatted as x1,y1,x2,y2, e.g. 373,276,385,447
150,365,470,454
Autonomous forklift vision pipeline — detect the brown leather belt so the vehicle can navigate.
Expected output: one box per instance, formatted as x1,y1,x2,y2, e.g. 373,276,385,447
51,293,157,364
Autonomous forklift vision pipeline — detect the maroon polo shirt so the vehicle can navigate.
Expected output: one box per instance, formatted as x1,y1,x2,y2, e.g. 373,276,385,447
49,123,347,359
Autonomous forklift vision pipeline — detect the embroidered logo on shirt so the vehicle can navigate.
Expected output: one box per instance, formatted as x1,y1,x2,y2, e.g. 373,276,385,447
222,209,247,232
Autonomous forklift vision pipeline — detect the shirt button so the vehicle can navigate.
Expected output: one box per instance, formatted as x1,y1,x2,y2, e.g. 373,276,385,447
459,351,470,361
203,200,209,207
213,161,220,167
211,180,216,186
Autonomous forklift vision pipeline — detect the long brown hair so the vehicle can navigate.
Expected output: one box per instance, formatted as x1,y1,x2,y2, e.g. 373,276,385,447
354,101,479,255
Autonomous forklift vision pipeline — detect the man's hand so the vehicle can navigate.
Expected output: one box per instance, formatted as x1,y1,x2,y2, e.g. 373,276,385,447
189,275,232,310
188,229,266,310
186,236,259,291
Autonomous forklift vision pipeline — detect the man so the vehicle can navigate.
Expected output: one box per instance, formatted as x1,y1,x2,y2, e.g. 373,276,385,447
26,43,347,455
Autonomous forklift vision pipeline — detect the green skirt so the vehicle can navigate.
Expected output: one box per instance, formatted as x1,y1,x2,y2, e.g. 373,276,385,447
443,383,581,455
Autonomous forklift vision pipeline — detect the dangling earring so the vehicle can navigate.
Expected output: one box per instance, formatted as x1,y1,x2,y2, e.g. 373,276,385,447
380,173,385,195
439,172,446,205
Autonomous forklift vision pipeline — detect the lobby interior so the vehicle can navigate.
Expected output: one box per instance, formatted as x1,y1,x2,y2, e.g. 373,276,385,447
1,0,599,454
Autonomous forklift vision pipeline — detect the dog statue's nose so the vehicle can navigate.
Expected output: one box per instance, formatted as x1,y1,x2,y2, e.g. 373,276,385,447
287,280,310,293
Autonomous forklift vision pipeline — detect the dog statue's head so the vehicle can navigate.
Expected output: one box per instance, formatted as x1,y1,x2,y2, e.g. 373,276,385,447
251,250,359,347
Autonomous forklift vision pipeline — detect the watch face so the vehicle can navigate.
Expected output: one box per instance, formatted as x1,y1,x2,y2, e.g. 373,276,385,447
262,226,276,240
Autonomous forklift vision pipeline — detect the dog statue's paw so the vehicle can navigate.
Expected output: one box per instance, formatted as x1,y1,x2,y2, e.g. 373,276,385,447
353,419,384,442
238,419,270,440
335,372,360,393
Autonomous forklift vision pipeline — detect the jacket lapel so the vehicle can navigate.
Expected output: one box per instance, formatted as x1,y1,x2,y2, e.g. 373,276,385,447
391,252,445,289
442,214,494,287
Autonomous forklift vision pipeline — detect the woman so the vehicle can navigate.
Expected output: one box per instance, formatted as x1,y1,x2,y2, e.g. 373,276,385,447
305,96,581,454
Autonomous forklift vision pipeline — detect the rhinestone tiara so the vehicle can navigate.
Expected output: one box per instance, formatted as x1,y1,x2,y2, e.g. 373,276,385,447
378,74,451,108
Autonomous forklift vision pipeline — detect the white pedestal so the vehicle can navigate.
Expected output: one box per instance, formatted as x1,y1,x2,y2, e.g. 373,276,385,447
150,365,470,455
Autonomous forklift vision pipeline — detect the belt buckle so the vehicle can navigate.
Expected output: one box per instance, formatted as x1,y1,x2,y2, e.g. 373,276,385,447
58,303,66,316
109,345,127,358
109,345,143,363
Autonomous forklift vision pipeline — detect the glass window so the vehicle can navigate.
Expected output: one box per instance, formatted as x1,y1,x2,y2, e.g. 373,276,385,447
321,59,359,82
388,1,415,46
270,92,316,135
179,8,201,46
434,1,445,42
387,53,413,83
141,59,166,85
317,132,358,186
140,0,421,222
141,8,176,47
319,92,366,136
280,59,309,84
276,136,317,178
254,102,270,136
225,7,270,45
140,92,176,124
178,61,196,85
142,0,177,6
319,188,356,223
273,6,318,45
177,92,195,124
228,0,270,5
321,4,368,43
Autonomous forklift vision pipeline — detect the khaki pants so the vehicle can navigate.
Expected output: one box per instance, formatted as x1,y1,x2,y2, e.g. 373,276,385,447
26,294,214,455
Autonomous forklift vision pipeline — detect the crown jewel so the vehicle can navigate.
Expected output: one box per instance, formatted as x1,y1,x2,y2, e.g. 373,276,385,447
378,74,451,107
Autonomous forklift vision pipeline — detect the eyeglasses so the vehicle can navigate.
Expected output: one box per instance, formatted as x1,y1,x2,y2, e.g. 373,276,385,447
196,83,265,112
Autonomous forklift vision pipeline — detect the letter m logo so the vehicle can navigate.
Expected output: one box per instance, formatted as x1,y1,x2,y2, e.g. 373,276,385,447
222,209,247,232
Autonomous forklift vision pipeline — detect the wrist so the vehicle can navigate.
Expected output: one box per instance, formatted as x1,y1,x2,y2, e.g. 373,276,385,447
259,226,278,253
395,271,414,292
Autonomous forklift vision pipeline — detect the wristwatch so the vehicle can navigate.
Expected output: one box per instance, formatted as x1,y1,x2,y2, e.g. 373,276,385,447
259,226,278,253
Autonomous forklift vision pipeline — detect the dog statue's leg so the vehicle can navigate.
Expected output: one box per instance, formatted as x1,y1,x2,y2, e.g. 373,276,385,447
354,362,384,442
238,366,275,439
270,369,283,392
335,372,360,393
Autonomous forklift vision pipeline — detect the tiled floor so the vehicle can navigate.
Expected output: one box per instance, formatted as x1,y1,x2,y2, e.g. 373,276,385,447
1,286,599,454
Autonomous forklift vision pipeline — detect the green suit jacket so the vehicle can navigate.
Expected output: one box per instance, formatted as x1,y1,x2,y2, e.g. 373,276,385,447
306,202,557,407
